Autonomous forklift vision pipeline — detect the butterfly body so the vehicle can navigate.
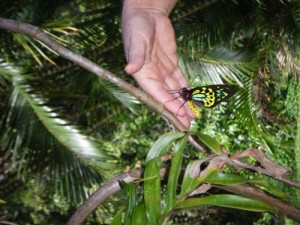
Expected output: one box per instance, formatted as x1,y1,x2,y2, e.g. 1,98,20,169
179,85,236,116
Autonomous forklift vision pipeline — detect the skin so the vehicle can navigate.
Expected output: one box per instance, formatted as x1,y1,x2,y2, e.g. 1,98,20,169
122,0,195,128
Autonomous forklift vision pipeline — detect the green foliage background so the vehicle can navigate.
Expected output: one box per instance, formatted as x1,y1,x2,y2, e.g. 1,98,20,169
0,0,299,224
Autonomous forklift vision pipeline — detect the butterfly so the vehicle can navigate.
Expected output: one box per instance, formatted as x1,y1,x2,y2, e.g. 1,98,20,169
178,85,237,116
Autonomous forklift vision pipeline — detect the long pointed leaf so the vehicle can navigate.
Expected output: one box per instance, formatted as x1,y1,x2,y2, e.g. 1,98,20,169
175,194,274,212
164,134,188,213
144,158,162,225
123,182,137,225
110,209,123,225
197,133,221,155
132,202,147,225
145,132,185,164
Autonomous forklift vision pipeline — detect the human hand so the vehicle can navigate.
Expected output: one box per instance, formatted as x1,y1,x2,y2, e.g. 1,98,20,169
122,2,195,128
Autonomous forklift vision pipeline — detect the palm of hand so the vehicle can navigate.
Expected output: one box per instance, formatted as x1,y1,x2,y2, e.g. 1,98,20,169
123,12,194,128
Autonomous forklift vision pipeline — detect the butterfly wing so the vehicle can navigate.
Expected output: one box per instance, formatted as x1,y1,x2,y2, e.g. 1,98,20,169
187,101,200,117
190,85,236,108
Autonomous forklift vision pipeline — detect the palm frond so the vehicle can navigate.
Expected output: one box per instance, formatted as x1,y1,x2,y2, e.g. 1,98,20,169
1,69,115,201
0,59,13,87
231,78,259,137
276,45,300,77
51,71,139,135
179,47,256,86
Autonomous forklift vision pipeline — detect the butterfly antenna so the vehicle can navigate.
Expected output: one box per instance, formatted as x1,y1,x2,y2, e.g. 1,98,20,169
164,95,181,104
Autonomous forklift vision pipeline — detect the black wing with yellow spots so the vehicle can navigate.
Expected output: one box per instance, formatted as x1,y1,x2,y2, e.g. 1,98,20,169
181,85,236,109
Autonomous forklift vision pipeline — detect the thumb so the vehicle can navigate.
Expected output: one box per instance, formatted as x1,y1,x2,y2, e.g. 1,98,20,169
124,36,147,74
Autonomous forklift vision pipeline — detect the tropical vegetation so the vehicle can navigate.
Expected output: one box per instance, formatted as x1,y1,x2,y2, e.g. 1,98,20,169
0,0,300,224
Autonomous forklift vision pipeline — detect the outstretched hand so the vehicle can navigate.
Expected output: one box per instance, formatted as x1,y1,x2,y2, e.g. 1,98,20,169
122,4,195,128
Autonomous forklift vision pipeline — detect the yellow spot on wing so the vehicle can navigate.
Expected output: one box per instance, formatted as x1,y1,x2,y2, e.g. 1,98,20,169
187,101,200,117
193,89,200,94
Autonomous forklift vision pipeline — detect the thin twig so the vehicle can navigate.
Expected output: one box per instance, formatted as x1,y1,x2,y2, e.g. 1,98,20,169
229,148,300,189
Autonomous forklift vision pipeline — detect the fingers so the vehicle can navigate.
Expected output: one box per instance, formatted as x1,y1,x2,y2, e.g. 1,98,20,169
125,55,145,75
137,79,191,128
162,62,195,119
164,99,191,128
177,115,191,129
122,14,193,128
124,36,148,74
123,13,155,75
172,67,190,89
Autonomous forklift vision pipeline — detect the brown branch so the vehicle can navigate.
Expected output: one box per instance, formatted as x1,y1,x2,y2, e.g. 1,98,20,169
230,159,300,189
198,147,300,189
186,148,300,191
0,18,187,131
67,169,144,225
214,184,300,223
229,148,300,189
0,17,213,153
67,168,300,225
68,148,300,223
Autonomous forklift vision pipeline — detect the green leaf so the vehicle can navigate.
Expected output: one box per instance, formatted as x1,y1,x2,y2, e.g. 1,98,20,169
198,171,263,185
254,182,289,200
132,202,147,225
178,161,203,198
179,167,266,198
197,133,221,154
110,209,123,225
164,134,188,213
175,194,274,212
144,158,163,225
123,182,137,225
145,132,185,164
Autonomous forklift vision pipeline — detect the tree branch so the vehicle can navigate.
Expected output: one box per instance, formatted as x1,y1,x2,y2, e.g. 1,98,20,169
67,169,144,225
214,184,300,223
230,148,300,189
67,168,300,225
0,18,188,134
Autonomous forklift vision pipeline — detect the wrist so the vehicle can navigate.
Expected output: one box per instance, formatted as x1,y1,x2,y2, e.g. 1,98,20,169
122,0,177,17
